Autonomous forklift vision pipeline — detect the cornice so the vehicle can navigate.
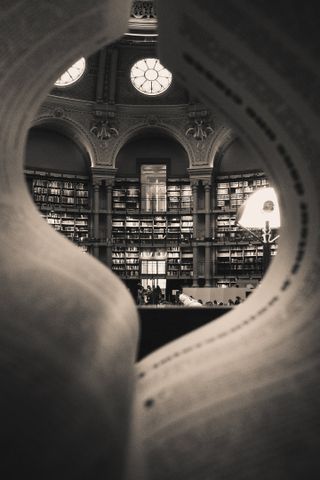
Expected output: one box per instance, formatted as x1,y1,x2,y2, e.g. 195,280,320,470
188,167,214,178
46,94,94,111
116,104,189,116
91,166,118,178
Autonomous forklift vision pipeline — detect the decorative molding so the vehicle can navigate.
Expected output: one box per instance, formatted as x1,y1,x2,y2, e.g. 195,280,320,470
190,179,200,188
91,167,118,184
203,180,212,188
92,181,102,187
146,114,160,126
186,119,214,143
131,1,157,19
184,109,218,165
188,167,213,183
105,179,115,188
90,118,119,146
37,100,233,170
53,107,65,118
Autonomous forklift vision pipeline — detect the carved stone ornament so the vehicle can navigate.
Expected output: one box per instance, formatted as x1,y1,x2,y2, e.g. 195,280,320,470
90,118,119,147
186,118,214,143
53,107,65,118
146,114,159,126
131,1,157,19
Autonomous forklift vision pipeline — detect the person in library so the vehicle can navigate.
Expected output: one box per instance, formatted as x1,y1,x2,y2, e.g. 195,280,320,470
137,283,145,305
154,285,163,305
145,285,153,304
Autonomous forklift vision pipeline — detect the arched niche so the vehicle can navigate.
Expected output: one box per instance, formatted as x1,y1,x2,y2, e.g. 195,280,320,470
25,126,91,175
115,131,189,178
111,123,195,168
216,137,265,174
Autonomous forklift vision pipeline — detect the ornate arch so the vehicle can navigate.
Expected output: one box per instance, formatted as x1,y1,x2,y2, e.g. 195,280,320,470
110,121,195,168
205,125,236,169
33,114,99,168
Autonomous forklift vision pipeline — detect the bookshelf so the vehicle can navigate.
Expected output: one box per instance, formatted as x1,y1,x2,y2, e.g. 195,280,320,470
215,172,278,282
216,172,268,210
25,169,90,252
111,214,192,245
111,246,140,278
180,215,193,241
167,246,180,278
111,179,193,246
167,216,181,242
112,180,140,212
167,181,192,212
31,174,89,208
167,246,193,278
113,179,192,214
111,247,126,276
153,216,167,240
180,249,193,277
109,177,194,282
26,168,277,288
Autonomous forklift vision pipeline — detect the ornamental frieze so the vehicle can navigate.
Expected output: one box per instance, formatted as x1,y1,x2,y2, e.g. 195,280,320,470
36,100,232,168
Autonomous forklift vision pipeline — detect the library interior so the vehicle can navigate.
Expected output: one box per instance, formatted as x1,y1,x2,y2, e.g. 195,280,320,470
24,2,280,319
1,1,319,479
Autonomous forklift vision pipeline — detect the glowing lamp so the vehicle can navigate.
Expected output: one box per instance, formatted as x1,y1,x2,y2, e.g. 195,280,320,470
236,187,280,230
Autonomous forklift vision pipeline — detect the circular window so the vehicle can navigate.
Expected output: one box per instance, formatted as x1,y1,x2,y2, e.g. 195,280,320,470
130,58,172,96
54,57,86,87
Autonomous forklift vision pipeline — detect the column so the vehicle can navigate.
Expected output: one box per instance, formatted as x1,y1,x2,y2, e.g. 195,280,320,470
211,180,216,240
191,180,199,287
192,246,198,287
93,182,100,258
204,181,211,239
106,182,113,238
211,179,217,285
106,180,113,268
211,246,217,280
205,245,211,287
191,180,199,239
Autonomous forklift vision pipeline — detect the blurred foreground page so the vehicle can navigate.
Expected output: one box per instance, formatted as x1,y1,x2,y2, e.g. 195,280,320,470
130,0,320,479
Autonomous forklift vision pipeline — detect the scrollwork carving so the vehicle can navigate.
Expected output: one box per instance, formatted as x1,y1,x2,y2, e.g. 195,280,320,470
131,1,157,19
186,119,214,142
185,110,214,147
90,117,119,147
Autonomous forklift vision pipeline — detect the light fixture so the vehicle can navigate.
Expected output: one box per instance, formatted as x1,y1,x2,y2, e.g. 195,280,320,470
236,187,280,272
236,187,280,230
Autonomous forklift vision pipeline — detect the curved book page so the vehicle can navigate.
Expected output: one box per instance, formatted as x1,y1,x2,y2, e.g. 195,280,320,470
0,1,139,479
132,1,320,479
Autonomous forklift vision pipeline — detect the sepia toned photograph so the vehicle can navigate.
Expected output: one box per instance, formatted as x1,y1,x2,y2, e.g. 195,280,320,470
0,1,319,478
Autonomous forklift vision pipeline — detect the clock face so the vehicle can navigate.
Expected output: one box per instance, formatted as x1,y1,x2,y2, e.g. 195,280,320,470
54,57,86,87
130,58,172,96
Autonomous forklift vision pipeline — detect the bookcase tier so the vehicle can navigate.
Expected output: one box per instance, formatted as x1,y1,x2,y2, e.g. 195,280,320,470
26,169,90,252
26,169,278,286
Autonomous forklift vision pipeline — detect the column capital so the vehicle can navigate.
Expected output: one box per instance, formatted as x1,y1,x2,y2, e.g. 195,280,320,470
190,179,199,188
203,180,212,189
105,178,115,188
